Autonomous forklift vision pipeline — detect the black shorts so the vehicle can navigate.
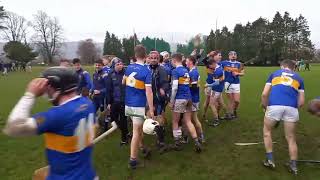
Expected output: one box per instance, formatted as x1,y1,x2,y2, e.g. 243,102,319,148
154,102,166,116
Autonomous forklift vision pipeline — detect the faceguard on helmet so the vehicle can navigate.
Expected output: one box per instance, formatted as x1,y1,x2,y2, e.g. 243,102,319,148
143,118,160,135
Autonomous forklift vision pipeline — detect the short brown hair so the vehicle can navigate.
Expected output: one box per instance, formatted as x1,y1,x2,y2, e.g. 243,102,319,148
172,53,183,62
95,59,103,65
187,56,197,65
72,58,81,64
280,60,295,70
134,45,146,59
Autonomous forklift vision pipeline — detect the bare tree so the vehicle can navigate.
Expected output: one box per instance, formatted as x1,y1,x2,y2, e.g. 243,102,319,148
1,11,28,42
0,6,7,30
31,11,63,64
77,39,100,64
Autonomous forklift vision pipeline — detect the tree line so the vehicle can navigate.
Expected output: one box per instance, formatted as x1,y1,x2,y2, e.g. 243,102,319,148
0,5,316,65
103,32,171,63
177,12,314,65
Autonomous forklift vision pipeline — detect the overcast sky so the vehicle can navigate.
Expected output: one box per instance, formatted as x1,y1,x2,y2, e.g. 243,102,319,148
3,0,320,47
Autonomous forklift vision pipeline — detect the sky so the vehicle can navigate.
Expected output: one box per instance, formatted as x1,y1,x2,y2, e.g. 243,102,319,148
3,0,320,48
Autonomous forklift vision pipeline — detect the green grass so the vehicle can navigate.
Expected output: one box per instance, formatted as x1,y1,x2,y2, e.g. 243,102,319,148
0,66,319,180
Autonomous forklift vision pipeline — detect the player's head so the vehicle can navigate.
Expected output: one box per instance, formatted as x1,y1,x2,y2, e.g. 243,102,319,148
149,51,160,66
207,58,218,69
209,51,222,62
145,55,151,65
41,67,79,105
60,58,70,67
102,55,112,67
72,58,81,71
94,59,104,71
280,60,295,70
228,51,237,61
113,58,124,72
160,51,170,62
134,45,147,61
186,56,197,69
171,53,183,67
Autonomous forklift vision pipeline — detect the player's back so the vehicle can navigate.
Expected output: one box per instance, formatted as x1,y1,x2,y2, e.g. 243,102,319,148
172,65,191,100
267,69,304,108
125,62,151,107
34,96,96,180
189,67,200,103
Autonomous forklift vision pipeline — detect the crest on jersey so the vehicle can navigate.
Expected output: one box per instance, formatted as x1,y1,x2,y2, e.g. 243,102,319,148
35,116,45,125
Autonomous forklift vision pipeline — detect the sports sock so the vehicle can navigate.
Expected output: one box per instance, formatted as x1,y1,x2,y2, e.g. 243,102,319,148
200,133,205,140
290,160,297,168
266,152,273,161
173,129,182,141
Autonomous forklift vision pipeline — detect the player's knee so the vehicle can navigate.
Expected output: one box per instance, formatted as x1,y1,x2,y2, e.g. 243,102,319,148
234,99,240,105
263,131,271,138
285,134,296,142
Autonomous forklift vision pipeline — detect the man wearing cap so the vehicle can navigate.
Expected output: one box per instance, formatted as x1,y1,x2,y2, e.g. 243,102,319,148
220,51,244,119
106,58,130,146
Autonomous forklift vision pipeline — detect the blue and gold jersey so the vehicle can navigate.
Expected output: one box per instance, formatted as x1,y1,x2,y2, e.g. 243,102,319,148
172,65,192,100
221,60,242,84
33,96,96,180
189,67,200,103
102,66,111,74
124,62,152,107
266,69,305,108
206,65,225,92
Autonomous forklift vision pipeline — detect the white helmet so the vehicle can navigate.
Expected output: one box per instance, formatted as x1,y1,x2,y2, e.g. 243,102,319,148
143,119,159,135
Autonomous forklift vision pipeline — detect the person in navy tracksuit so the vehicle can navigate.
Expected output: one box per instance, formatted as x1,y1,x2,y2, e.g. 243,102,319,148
72,58,92,97
91,59,108,131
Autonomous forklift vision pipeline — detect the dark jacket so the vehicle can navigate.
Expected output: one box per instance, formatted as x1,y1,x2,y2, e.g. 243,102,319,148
91,70,108,99
150,64,169,103
106,69,126,104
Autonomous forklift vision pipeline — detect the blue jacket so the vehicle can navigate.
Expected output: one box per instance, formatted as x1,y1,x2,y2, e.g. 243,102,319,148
106,69,126,104
91,70,108,99
76,68,92,94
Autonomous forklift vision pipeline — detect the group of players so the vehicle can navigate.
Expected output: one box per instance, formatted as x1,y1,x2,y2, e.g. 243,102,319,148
3,43,319,179
0,61,32,75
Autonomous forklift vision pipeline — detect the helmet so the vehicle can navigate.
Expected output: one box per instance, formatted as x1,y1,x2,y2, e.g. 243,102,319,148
143,118,159,135
41,66,79,94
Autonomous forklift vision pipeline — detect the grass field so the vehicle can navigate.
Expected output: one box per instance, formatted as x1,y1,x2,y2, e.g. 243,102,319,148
0,65,319,180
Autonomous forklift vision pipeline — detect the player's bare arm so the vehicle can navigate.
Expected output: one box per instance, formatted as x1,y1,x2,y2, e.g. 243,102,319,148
261,84,271,109
298,91,305,108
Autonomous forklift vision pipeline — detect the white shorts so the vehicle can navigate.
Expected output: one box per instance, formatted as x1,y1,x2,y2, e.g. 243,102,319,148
174,99,192,113
225,82,240,94
211,90,222,99
192,102,200,112
125,106,145,125
204,87,211,96
265,105,299,122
